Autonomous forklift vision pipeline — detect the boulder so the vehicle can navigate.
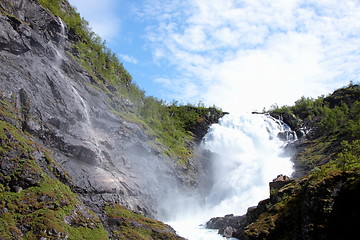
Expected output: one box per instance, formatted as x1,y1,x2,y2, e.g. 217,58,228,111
269,174,293,191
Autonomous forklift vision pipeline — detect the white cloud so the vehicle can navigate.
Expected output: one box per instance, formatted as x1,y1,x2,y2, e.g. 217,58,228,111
139,0,360,112
119,54,138,64
68,0,121,41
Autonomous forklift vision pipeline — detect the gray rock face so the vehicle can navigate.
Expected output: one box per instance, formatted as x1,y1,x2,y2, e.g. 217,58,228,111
0,0,208,219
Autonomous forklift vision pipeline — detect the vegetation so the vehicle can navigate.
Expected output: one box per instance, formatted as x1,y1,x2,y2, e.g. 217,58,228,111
244,83,360,239
1,1,224,238
104,204,183,240
0,119,109,240
139,99,223,164
35,0,223,165
269,83,360,175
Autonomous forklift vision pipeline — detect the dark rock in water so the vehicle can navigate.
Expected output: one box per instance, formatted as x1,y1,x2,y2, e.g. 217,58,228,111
223,226,236,238
277,130,297,142
269,111,302,137
191,109,228,143
207,214,246,238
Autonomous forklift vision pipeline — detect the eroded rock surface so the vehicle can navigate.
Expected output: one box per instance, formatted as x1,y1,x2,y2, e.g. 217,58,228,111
0,0,210,220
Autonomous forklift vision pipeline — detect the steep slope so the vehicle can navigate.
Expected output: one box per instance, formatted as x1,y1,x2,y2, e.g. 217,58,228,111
1,0,169,217
0,0,224,238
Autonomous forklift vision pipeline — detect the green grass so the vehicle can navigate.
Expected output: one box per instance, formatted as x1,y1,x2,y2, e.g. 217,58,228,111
0,120,109,240
104,204,182,240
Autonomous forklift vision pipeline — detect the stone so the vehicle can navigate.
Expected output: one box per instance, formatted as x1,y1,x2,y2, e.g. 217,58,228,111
269,174,293,191
223,226,236,238
207,214,245,238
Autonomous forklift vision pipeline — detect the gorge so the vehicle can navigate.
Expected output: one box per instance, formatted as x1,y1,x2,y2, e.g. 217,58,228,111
1,0,360,240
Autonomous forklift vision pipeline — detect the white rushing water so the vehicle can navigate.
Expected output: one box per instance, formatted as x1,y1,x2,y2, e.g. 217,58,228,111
169,113,294,240
55,18,66,67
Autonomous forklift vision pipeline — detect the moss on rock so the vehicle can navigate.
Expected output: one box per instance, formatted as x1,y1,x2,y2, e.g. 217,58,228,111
104,204,184,240
0,120,109,240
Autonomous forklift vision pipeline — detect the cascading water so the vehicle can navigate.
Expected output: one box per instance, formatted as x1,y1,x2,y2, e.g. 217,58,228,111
55,18,65,67
55,16,294,240
169,113,295,240
67,82,105,165
54,18,105,166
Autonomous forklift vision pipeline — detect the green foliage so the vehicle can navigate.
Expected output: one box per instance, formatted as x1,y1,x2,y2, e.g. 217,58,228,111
0,120,109,240
336,140,360,171
168,104,219,132
292,96,325,120
104,204,183,240
269,83,360,177
137,99,223,165
36,0,225,165
37,0,132,89
318,104,348,135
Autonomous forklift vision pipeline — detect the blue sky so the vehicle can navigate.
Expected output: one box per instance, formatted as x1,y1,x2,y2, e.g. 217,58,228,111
68,0,360,112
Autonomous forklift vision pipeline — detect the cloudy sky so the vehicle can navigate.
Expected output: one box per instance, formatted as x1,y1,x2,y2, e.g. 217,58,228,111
68,0,360,112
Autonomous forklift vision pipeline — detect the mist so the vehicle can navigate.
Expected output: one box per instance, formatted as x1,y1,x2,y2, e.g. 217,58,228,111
53,19,295,238
166,113,295,239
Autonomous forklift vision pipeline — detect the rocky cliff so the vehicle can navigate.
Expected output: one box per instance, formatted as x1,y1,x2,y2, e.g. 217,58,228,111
0,0,224,238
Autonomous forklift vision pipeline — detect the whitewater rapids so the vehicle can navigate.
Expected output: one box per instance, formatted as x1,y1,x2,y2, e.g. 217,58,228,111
168,113,294,240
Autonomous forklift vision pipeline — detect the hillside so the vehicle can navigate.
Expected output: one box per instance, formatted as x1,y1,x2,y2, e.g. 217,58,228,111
206,83,360,239
1,0,359,239
0,0,225,239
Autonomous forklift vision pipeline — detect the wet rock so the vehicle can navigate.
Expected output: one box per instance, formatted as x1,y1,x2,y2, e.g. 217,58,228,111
0,0,206,222
207,214,245,238
223,226,236,238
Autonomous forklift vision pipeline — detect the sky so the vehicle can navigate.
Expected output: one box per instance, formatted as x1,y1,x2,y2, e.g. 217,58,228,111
67,0,360,113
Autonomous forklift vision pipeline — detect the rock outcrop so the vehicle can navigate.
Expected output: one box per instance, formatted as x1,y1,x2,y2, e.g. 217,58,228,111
269,174,293,191
206,171,360,240
0,0,215,225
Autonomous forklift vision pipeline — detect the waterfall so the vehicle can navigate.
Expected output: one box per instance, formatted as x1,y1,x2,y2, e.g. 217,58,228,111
55,17,65,67
66,81,105,166
169,113,294,240
52,18,105,166
202,113,294,215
